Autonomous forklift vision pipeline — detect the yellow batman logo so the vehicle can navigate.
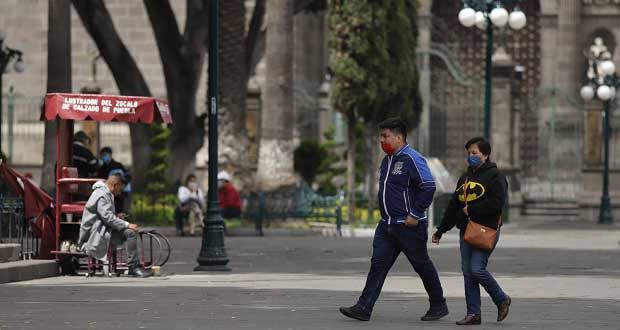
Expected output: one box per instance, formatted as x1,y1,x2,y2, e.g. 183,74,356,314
457,181,485,202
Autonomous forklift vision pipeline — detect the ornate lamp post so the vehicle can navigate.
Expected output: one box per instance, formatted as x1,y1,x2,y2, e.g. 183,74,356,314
195,0,231,271
580,37,617,224
457,0,526,139
0,30,25,156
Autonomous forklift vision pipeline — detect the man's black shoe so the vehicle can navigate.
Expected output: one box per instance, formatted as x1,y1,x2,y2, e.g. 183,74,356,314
339,304,370,321
128,267,153,278
421,304,449,321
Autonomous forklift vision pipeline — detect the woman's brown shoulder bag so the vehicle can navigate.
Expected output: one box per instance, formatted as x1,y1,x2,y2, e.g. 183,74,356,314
462,177,502,252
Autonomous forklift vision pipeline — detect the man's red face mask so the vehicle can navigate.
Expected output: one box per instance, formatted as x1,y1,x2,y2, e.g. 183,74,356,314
380,129,401,155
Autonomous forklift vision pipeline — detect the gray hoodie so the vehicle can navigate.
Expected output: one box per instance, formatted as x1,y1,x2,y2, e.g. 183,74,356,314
78,181,129,260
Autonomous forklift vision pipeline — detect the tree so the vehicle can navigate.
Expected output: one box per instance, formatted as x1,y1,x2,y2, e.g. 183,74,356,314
42,0,72,193
71,0,156,190
72,0,322,190
329,0,422,221
256,0,296,190
293,140,328,185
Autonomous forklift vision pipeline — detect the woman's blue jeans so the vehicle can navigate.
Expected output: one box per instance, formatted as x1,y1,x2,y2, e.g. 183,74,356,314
459,230,507,315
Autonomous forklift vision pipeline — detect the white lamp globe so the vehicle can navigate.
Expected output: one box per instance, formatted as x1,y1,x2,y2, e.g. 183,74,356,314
475,11,487,30
14,58,25,73
580,85,595,101
599,60,616,76
508,10,527,30
597,85,612,100
458,7,477,27
490,7,509,27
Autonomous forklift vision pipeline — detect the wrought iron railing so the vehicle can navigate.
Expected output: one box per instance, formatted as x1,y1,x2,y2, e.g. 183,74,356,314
0,196,39,259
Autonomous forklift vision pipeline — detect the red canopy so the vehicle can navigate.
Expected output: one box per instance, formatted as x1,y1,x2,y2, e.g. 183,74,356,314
0,163,55,259
42,93,172,124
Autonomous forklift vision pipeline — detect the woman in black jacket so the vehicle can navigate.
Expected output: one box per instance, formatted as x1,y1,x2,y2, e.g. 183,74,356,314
432,137,511,325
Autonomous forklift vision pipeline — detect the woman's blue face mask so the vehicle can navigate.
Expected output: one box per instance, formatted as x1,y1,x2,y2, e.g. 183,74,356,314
101,154,111,164
467,155,483,168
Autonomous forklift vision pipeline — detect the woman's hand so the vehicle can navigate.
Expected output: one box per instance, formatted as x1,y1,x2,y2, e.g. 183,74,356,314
432,232,441,244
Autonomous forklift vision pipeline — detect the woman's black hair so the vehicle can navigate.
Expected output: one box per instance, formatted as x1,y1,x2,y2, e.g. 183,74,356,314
465,136,491,157
184,174,196,186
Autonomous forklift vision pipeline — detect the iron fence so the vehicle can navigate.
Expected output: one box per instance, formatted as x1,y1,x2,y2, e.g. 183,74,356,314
0,196,39,259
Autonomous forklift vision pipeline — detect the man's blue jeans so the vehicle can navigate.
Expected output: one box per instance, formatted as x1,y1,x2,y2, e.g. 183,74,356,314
459,230,507,315
357,221,446,313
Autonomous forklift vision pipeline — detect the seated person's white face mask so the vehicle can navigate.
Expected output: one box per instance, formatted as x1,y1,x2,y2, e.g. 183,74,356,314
188,181,198,191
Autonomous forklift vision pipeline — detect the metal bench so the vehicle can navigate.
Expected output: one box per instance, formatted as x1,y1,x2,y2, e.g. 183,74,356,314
243,185,344,236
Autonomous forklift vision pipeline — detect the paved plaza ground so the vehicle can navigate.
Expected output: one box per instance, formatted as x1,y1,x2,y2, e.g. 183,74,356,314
1,222,619,329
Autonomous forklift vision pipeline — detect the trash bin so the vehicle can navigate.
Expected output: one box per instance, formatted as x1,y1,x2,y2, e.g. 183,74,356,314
432,193,453,228
502,190,509,224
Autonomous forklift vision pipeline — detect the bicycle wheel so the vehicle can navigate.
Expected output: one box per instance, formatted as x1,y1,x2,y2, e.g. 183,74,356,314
146,230,171,266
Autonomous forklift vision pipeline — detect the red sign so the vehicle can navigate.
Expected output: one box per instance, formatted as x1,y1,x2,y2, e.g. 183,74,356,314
42,93,172,124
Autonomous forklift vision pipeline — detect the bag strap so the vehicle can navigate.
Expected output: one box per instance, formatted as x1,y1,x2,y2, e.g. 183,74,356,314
464,175,503,228
463,177,469,207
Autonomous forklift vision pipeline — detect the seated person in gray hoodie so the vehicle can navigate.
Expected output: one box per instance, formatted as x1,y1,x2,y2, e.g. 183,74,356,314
78,174,151,277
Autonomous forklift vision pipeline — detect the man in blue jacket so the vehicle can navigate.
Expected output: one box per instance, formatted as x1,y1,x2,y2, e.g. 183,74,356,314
339,117,448,322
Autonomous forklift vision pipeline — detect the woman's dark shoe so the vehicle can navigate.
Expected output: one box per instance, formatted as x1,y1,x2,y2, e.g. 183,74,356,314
420,304,449,321
456,314,481,325
497,296,511,322
339,304,371,321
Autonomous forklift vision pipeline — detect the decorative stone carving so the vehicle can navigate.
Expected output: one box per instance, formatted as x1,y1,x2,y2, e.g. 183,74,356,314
582,0,620,5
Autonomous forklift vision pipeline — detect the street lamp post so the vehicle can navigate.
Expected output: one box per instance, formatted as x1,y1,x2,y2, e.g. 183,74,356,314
458,0,527,139
195,0,231,271
580,37,618,224
0,30,25,157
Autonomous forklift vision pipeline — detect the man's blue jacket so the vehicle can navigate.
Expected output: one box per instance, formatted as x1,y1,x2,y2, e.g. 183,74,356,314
378,144,436,225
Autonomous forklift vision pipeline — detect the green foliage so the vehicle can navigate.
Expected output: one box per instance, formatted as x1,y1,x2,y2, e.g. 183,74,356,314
144,124,171,196
131,193,176,226
328,0,422,128
314,127,346,194
294,140,329,185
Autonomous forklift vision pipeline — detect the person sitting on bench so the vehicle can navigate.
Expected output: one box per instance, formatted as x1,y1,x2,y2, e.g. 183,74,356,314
78,174,152,278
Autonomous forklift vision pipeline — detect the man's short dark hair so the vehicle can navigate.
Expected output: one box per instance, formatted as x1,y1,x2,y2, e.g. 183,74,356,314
465,136,492,156
108,173,126,184
100,146,112,154
378,117,408,140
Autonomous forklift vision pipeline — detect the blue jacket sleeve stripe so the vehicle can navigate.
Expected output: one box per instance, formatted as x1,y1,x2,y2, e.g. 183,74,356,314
406,151,436,219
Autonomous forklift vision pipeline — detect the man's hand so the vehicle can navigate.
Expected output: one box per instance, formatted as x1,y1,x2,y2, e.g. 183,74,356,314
404,215,419,227
128,223,140,231
432,232,441,244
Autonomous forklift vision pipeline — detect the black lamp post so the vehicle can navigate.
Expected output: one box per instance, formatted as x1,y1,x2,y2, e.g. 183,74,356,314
457,0,526,139
0,30,25,157
195,0,230,271
580,37,618,224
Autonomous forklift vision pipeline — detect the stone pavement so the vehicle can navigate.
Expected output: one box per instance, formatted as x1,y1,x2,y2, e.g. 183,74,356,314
1,223,619,329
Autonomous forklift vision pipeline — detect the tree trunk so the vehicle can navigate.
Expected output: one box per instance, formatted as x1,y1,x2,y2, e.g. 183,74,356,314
143,0,207,183
364,120,378,221
42,0,72,193
346,111,356,223
72,0,152,190
256,0,295,190
219,0,249,182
